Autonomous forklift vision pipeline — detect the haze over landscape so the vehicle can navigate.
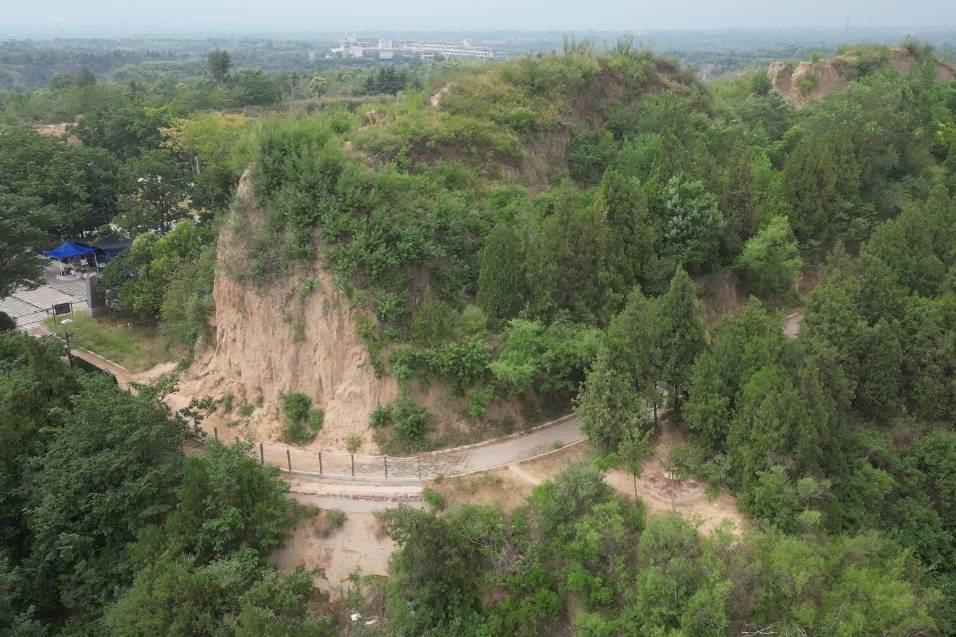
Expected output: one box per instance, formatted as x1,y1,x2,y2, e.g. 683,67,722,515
6,0,956,33
3,1,956,635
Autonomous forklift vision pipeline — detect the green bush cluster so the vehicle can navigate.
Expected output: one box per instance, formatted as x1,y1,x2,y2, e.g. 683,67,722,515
383,463,943,636
370,396,433,455
0,332,331,635
280,392,324,444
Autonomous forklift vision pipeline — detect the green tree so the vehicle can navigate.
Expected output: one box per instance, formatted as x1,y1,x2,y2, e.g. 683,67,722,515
476,221,527,321
163,440,293,564
596,168,660,298
0,333,77,564
525,183,610,320
116,149,192,234
23,376,187,622
0,128,121,235
604,286,664,424
684,351,730,450
854,318,902,420
308,75,328,97
207,50,232,82
735,215,802,297
657,266,705,415
782,127,863,243
662,173,726,272
76,101,183,160
0,189,54,298
575,349,652,453
383,505,499,635
99,221,206,320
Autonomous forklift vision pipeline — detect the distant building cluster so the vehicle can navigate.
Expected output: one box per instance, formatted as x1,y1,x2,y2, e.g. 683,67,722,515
332,35,499,61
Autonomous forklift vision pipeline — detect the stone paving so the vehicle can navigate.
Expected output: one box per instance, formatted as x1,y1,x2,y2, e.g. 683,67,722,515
0,264,92,330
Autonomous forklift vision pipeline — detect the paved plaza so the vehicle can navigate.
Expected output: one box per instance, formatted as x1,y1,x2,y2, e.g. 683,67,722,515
0,264,92,330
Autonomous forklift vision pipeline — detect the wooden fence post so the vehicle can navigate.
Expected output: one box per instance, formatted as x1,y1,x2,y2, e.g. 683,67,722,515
259,442,264,466
351,454,355,478
384,456,388,479
417,456,422,480
286,449,291,472
213,427,218,441
319,451,323,476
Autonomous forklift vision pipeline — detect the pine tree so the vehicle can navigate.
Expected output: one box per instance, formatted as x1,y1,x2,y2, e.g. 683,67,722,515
684,352,730,450
597,168,657,293
575,350,651,453
855,318,903,421
657,266,705,416
604,286,663,424
476,221,527,322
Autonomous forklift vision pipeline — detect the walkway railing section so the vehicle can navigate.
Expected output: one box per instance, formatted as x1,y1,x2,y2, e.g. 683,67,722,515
213,414,580,484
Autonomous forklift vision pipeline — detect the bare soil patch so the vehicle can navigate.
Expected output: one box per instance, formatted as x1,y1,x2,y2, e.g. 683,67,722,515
433,469,534,511
270,506,397,595
520,423,745,536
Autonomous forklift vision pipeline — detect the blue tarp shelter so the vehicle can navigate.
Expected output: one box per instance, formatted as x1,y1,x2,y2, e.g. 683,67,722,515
43,240,96,260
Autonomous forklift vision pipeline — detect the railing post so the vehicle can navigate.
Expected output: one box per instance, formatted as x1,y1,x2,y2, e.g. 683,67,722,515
384,456,388,479
286,449,291,472
259,442,264,466
319,451,323,476
351,454,355,478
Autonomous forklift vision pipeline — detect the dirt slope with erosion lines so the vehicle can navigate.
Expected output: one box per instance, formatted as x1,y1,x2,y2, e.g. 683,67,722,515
167,171,399,451
167,170,524,453
769,47,956,107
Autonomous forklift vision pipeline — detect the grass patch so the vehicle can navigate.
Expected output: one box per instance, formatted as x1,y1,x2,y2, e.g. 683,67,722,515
422,487,446,511
44,312,176,373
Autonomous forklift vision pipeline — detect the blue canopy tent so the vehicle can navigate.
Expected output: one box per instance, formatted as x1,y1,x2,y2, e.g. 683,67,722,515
43,240,96,260
43,240,102,277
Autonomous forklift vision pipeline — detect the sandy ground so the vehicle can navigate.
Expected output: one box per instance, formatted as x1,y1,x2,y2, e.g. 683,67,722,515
520,423,745,536
434,469,534,511
270,481,425,594
784,311,803,339
274,420,745,596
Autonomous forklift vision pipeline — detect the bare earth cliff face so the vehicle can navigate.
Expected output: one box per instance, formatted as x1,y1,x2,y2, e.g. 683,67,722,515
168,173,398,451
769,48,956,107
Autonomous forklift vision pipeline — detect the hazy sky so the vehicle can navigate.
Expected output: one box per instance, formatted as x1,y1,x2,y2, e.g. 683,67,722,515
4,0,956,34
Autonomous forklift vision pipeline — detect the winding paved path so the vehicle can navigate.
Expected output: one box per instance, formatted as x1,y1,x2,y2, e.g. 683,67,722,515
267,414,585,483
34,326,587,484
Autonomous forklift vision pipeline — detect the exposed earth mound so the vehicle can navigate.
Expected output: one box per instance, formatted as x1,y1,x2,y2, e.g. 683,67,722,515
168,172,399,451
769,47,956,107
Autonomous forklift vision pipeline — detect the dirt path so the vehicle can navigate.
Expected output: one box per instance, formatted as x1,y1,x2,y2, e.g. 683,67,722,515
272,418,745,596
519,423,745,536
784,311,803,339
69,347,177,391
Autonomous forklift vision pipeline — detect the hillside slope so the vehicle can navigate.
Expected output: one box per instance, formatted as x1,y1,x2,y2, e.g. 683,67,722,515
169,173,398,451
769,47,955,106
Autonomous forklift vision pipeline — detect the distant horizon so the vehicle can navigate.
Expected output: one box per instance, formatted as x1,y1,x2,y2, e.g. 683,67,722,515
5,0,956,37
5,25,956,41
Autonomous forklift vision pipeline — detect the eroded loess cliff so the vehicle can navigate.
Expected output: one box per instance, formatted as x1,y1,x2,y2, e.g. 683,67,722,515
168,172,398,451
769,48,956,107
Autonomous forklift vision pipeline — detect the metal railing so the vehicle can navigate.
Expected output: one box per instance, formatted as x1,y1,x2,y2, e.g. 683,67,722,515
209,413,581,484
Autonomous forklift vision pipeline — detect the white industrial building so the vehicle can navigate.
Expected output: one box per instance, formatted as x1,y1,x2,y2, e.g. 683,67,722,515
332,35,498,61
